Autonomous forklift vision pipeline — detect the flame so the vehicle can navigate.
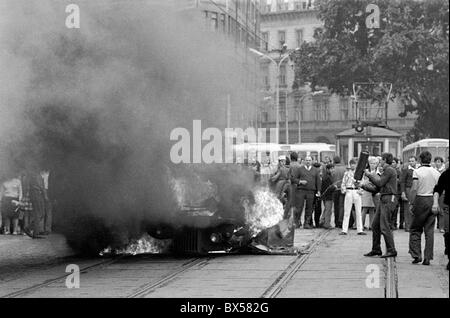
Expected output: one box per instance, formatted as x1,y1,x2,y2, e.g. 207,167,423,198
244,188,284,237
99,234,172,256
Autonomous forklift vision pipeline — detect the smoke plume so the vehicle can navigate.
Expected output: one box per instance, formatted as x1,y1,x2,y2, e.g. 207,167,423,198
0,0,258,254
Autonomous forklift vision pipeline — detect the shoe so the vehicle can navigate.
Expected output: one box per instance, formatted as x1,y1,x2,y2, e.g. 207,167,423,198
12,231,19,235
4,231,10,235
339,232,347,235
412,257,422,264
303,224,313,229
41,231,50,235
357,232,367,235
422,259,430,265
364,251,382,257
380,252,397,258
399,225,404,230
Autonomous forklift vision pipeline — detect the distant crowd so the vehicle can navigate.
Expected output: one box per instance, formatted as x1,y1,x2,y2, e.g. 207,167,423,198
265,151,448,269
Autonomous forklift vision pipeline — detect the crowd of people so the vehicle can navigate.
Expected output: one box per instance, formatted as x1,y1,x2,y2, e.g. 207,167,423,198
268,151,449,270
0,169,54,239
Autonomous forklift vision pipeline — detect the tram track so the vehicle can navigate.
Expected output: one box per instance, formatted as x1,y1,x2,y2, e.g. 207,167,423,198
2,256,123,298
384,257,398,298
261,229,332,298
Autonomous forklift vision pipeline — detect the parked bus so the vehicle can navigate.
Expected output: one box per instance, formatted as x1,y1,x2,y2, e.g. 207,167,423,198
402,138,449,164
284,143,336,163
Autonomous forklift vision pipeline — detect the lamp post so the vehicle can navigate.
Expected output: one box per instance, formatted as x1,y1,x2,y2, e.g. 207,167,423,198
250,48,291,144
296,90,324,143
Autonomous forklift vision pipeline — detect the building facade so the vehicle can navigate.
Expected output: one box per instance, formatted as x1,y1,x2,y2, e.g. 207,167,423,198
178,0,263,131
258,0,417,145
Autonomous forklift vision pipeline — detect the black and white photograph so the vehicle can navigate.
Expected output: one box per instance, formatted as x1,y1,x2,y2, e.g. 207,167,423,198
0,0,448,303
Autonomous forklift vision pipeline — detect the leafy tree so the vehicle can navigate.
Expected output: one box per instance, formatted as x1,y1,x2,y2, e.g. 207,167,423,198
291,0,449,141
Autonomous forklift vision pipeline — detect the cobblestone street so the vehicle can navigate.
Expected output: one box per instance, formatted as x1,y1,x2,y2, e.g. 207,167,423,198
0,228,447,298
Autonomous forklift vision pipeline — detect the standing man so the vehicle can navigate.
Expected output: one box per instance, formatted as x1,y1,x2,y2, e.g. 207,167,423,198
400,156,418,232
23,169,46,239
433,156,445,233
408,151,441,265
270,156,291,213
40,169,52,235
288,152,302,228
290,155,321,229
340,159,366,235
432,166,449,270
391,158,402,230
362,152,398,258
319,163,335,229
332,156,346,228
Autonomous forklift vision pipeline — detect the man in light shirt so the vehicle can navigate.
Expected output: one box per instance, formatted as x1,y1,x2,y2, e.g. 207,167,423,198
409,151,441,265
340,159,365,235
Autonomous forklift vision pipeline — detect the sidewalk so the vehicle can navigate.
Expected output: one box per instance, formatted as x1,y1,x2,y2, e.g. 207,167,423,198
0,234,74,282
279,228,449,298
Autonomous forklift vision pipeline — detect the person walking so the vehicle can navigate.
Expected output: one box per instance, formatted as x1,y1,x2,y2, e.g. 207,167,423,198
340,159,365,235
400,156,418,232
432,166,449,270
362,152,398,258
332,156,346,228
289,155,321,229
319,163,335,229
408,151,441,265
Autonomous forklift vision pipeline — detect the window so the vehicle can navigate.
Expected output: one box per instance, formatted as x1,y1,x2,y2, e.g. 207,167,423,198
294,95,304,120
210,12,218,31
339,97,349,120
261,65,270,88
262,32,269,51
313,96,329,121
279,64,286,87
277,0,289,11
278,30,286,48
295,29,303,48
262,111,269,122
220,13,226,33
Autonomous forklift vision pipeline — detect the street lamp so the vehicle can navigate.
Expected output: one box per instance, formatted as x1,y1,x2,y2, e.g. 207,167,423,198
249,48,291,144
296,90,324,143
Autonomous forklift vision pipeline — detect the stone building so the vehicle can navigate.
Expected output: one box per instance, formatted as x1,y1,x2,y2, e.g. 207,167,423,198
258,0,417,145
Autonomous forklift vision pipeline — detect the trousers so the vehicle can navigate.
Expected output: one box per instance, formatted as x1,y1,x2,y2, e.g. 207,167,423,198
371,195,397,254
342,190,363,233
409,196,436,260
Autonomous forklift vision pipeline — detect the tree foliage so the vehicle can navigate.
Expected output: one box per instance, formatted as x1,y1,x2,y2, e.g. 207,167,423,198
291,0,449,141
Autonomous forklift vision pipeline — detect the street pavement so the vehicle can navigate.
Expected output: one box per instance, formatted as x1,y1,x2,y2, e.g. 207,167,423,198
0,228,448,298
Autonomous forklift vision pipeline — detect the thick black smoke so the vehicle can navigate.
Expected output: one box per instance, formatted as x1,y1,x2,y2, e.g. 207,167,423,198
0,0,255,254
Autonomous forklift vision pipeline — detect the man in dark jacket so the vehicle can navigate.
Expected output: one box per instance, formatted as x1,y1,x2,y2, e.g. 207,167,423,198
289,155,321,229
362,152,398,258
432,167,449,270
400,156,417,231
319,164,335,229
